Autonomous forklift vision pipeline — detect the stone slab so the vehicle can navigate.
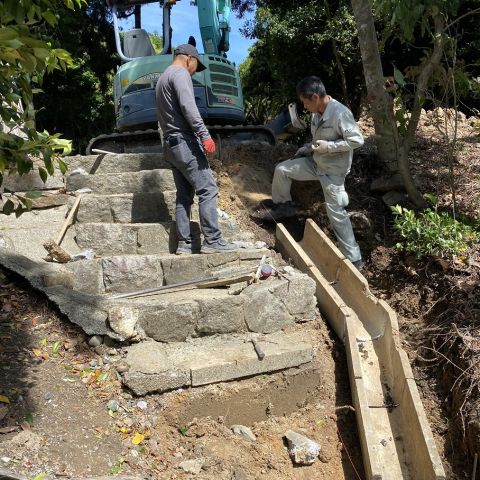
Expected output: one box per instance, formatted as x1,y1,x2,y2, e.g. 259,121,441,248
1,169,64,192
75,221,255,256
123,331,313,394
66,169,175,195
76,192,179,224
0,205,81,260
64,153,169,174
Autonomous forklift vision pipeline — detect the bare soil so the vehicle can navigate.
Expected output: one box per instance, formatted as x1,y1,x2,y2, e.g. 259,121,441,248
0,112,479,479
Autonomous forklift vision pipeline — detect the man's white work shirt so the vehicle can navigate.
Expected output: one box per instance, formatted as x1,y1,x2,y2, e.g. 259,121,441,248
310,97,364,176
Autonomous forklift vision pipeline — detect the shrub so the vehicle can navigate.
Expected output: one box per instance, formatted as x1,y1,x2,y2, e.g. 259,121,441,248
391,205,479,259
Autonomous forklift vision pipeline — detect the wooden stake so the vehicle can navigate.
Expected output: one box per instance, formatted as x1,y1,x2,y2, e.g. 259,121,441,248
55,195,82,246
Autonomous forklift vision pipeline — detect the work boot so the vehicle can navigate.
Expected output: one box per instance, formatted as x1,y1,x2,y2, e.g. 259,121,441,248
200,238,240,254
352,259,365,271
258,201,296,222
176,241,195,255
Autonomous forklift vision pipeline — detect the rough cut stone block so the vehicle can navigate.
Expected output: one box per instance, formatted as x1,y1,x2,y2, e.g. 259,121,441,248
124,342,191,395
196,295,245,334
189,333,313,386
76,193,178,224
64,153,169,174
122,332,313,394
75,223,137,253
137,224,173,255
67,259,103,294
136,299,198,342
2,169,64,192
66,169,175,195
242,280,294,333
102,255,164,294
272,275,317,319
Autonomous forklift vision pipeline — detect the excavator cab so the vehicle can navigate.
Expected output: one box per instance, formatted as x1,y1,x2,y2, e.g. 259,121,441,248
111,0,244,131
87,0,278,153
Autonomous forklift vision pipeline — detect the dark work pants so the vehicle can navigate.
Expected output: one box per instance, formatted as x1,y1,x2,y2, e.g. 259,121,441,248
164,134,221,244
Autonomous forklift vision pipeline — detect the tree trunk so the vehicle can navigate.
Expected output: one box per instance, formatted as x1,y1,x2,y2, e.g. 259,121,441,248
350,0,428,207
350,0,398,173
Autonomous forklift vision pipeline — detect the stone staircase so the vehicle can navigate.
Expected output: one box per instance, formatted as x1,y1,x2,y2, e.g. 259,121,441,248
0,153,318,395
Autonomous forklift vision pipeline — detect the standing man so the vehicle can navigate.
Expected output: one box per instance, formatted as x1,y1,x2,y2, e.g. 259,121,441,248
156,44,239,254
262,76,364,269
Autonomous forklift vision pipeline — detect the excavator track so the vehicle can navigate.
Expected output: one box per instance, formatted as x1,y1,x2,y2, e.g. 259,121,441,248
86,125,276,155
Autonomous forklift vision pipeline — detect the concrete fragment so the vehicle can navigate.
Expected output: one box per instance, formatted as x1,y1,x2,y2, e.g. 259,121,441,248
284,430,320,465
231,425,256,442
43,286,115,337
108,305,139,339
178,458,205,475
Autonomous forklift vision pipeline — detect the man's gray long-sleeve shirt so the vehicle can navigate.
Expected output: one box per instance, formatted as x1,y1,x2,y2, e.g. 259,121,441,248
155,65,210,141
310,97,364,176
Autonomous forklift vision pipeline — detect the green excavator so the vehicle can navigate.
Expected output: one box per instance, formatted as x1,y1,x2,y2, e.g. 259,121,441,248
87,0,299,154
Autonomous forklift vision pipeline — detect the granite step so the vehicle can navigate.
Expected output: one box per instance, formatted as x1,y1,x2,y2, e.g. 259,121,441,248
74,221,256,256
122,329,315,395
38,272,317,343
75,192,178,224
66,169,175,195
50,249,269,294
64,153,169,174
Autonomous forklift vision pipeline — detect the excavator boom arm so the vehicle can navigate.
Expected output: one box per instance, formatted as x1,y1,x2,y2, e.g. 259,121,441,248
108,0,231,56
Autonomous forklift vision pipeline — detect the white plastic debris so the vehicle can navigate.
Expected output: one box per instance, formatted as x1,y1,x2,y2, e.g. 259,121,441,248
136,400,148,410
74,187,92,194
70,249,95,261
69,168,88,176
217,208,230,219
282,266,297,276
233,240,267,249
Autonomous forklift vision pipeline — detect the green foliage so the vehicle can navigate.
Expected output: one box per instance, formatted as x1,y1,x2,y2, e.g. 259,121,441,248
34,0,118,154
149,31,163,53
244,95,279,124
391,204,479,259
0,0,85,202
237,1,364,117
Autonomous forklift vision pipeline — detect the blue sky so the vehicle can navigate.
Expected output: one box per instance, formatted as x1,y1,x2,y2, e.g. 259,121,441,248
118,2,255,66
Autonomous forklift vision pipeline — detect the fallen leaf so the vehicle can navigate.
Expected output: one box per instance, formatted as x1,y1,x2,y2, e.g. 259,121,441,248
0,395,10,404
32,348,49,360
132,432,145,445
97,371,109,382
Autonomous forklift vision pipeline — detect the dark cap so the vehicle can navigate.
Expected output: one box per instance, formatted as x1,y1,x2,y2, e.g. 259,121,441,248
174,44,206,72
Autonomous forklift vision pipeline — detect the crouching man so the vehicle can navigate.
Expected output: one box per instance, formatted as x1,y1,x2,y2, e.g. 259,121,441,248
262,75,364,269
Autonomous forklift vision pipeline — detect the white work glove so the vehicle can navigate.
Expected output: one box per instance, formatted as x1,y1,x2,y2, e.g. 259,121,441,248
311,139,329,154
294,145,312,158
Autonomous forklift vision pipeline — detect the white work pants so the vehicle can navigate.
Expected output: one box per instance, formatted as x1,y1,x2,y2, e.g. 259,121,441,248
272,156,362,262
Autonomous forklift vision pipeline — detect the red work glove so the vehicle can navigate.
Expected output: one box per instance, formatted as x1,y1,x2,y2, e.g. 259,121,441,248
202,137,216,154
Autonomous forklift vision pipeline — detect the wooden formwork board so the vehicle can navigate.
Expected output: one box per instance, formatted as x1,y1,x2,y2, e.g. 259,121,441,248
276,220,445,480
